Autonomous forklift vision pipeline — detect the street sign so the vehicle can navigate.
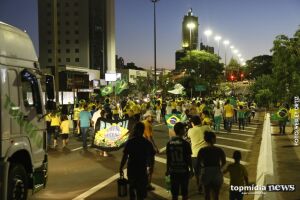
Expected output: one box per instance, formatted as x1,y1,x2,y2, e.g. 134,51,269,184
195,85,206,92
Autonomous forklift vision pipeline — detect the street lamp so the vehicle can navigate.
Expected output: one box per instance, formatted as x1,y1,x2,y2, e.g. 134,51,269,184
223,40,230,66
204,29,213,44
187,22,196,50
151,0,159,91
214,35,222,56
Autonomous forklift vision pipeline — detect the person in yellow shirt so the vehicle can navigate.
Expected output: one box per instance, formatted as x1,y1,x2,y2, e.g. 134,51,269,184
289,106,298,134
223,151,249,200
45,112,52,149
155,101,162,123
224,100,234,132
171,100,177,110
143,111,159,191
50,111,61,148
60,115,70,148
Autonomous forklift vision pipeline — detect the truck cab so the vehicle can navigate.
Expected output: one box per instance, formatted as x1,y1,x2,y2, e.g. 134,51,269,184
0,22,54,200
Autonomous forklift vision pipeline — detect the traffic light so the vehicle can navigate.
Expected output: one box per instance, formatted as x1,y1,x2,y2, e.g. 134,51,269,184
230,75,234,81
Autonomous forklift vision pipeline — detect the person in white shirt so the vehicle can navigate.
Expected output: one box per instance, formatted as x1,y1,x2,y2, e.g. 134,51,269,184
213,101,223,133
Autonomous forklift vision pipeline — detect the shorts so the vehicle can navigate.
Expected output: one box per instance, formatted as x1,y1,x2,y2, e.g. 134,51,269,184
201,167,223,187
61,134,69,140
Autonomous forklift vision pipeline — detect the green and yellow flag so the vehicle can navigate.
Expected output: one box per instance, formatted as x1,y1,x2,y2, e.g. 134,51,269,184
165,114,181,129
115,79,128,95
101,84,114,96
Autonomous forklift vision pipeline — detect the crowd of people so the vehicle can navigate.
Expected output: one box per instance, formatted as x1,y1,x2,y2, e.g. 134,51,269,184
44,95,296,200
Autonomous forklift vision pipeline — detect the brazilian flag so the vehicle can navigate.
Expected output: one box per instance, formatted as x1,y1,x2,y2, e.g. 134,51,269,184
101,84,113,96
277,107,288,121
165,114,181,129
115,80,128,95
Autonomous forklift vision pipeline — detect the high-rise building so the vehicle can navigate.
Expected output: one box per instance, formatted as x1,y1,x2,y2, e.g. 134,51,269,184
182,8,198,50
38,0,116,79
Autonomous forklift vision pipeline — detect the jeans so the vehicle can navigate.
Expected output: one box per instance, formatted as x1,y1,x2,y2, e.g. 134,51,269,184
225,117,233,132
80,127,89,148
170,173,189,198
214,116,222,132
238,118,245,130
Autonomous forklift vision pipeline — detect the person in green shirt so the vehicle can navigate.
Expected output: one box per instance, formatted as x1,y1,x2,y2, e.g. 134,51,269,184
237,106,245,130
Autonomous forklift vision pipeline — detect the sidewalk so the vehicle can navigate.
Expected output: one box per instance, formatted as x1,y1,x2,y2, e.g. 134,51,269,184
271,125,300,200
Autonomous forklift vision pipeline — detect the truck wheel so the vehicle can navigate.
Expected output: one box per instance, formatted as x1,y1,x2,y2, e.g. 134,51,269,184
8,164,28,200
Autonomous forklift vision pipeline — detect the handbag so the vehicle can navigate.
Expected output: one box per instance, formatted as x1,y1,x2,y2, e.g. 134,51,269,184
117,175,128,197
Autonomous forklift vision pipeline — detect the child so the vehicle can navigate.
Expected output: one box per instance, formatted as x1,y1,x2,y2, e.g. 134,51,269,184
166,122,193,200
60,115,70,148
223,151,249,200
237,106,245,130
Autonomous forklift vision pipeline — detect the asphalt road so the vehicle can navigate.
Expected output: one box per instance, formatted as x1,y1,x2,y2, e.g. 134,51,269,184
27,114,263,200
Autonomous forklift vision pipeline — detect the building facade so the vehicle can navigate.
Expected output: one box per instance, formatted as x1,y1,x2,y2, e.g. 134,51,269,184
38,0,115,79
182,8,198,50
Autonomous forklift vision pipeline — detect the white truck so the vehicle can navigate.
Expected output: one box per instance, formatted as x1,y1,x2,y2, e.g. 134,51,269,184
0,22,55,200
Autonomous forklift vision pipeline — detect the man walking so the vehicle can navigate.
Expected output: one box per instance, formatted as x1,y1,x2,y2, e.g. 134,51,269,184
120,122,154,200
143,111,159,190
188,115,211,193
79,104,92,150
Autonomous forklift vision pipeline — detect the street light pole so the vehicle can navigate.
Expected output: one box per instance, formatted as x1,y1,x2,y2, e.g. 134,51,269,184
151,0,159,91
214,35,222,57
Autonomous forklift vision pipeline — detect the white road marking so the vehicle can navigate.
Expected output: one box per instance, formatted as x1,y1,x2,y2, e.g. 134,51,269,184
72,169,127,200
71,144,91,152
231,128,255,133
217,136,248,143
215,144,250,152
219,131,255,137
221,123,258,129
154,123,164,127
156,155,248,166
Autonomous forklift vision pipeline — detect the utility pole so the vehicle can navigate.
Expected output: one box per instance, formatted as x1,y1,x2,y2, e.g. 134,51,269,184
52,0,59,104
151,0,159,91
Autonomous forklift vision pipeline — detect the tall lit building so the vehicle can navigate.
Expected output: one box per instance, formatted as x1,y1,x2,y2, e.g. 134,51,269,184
182,8,198,50
38,0,116,79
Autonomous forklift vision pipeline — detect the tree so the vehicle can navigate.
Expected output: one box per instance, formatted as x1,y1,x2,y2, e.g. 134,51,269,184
250,74,275,102
271,27,300,101
245,55,273,79
176,50,224,94
255,89,273,108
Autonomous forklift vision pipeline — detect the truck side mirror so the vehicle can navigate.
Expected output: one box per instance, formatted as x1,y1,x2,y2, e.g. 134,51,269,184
45,75,55,100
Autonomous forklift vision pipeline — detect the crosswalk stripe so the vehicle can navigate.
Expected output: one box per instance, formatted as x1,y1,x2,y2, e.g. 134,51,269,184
217,136,248,143
221,123,258,129
215,144,250,152
155,155,248,166
219,131,255,137
231,128,255,133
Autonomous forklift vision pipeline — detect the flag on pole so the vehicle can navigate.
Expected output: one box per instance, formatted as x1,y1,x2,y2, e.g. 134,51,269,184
101,84,114,96
115,79,128,95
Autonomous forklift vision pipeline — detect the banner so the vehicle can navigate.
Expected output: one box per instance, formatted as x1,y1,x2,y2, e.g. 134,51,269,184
168,83,185,95
165,114,182,129
93,118,130,151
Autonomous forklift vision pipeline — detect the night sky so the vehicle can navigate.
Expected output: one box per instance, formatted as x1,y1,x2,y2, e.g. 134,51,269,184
1,0,299,69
